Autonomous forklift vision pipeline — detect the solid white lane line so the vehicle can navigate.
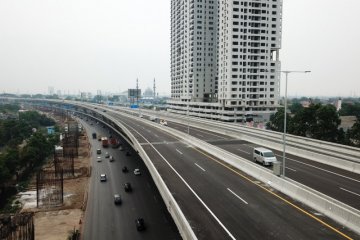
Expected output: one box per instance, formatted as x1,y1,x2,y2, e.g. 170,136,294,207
176,149,183,155
227,188,248,205
275,154,360,183
237,149,250,155
286,167,297,172
118,121,236,240
340,187,360,197
195,163,206,172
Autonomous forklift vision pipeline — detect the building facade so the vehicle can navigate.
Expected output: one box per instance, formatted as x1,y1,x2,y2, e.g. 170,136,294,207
169,0,283,122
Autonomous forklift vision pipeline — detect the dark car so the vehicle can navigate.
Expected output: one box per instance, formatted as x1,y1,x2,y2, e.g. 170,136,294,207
122,166,128,173
135,218,145,231
100,174,107,182
126,151,131,156
114,194,121,205
124,183,132,192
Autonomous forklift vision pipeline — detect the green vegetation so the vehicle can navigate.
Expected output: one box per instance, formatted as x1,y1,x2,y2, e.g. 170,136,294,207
0,105,59,212
338,102,360,116
0,104,21,113
0,110,55,147
267,103,360,147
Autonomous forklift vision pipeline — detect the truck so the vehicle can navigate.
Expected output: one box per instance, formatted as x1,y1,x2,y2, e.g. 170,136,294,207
101,137,109,148
110,137,120,148
92,132,97,139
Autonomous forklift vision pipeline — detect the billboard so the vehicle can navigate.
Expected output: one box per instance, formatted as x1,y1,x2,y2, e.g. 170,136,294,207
128,89,141,99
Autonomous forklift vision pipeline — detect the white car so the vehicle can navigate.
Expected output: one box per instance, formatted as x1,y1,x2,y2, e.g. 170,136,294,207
97,156,102,162
134,169,141,175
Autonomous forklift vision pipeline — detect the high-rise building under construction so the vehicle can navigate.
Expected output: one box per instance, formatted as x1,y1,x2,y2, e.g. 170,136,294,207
168,0,283,122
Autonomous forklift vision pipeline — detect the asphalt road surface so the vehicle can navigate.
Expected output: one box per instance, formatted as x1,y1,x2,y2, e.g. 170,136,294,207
164,120,360,211
104,110,359,240
80,118,181,240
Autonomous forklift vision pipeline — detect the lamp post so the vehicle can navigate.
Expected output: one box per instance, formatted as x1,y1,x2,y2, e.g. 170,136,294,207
281,70,310,177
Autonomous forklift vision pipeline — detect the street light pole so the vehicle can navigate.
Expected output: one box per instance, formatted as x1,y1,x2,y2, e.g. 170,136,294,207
280,70,310,177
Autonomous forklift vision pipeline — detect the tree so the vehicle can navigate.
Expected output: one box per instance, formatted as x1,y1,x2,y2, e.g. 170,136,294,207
289,102,303,115
23,132,52,167
266,108,293,133
338,102,360,116
289,105,317,137
350,117,360,147
311,104,341,142
0,157,11,185
266,108,284,131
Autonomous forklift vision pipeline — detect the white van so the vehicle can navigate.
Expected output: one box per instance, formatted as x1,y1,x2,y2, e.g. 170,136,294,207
253,147,277,166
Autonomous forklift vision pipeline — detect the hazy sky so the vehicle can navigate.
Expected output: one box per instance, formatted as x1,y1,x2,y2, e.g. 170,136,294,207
0,0,359,97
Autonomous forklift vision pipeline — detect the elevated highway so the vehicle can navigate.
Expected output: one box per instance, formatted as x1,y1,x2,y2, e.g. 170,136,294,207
101,108,357,239
3,98,360,239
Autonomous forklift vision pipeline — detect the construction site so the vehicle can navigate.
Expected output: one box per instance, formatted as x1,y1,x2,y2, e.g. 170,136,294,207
1,108,91,240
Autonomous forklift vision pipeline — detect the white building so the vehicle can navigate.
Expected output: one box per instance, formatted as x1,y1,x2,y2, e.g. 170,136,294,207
168,0,283,122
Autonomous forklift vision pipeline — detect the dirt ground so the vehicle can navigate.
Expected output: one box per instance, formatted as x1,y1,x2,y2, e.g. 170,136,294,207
22,115,91,240
34,209,83,240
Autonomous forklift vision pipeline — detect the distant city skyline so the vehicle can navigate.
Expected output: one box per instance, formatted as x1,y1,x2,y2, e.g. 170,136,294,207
0,0,359,98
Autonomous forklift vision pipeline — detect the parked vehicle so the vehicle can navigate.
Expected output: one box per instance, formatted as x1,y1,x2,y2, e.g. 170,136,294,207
253,147,277,166
122,166,128,173
96,149,101,154
92,132,97,139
